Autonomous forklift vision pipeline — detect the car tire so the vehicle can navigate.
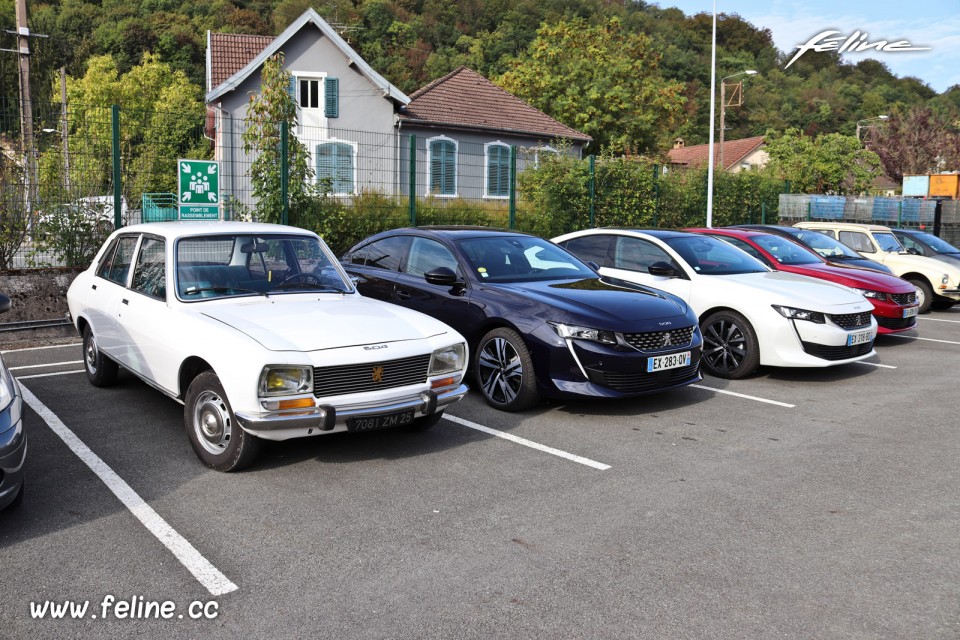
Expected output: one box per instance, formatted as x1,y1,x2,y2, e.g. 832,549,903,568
908,278,934,314
404,411,445,432
475,327,539,411
701,311,760,379
83,325,118,387
184,371,261,472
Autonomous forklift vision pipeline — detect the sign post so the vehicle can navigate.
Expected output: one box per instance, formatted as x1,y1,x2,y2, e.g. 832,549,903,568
178,159,220,220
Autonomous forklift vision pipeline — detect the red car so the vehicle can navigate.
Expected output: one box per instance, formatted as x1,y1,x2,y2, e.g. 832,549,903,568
686,227,919,334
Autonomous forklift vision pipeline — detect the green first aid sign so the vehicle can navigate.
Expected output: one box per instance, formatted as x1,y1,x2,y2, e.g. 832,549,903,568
178,159,220,220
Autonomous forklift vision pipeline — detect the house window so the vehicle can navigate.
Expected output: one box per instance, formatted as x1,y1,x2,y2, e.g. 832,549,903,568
298,79,319,109
531,145,557,168
316,141,355,195
428,137,457,196
485,143,510,198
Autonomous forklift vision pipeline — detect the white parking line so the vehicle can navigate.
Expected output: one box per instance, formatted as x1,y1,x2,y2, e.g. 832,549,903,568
1,342,81,354
18,384,239,596
919,317,960,324
886,334,960,346
17,370,85,380
689,384,795,408
442,414,611,471
856,361,897,369
10,360,83,371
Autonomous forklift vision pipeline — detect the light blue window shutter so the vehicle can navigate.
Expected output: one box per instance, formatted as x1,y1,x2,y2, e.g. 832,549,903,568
317,143,354,194
287,75,297,103
325,78,339,118
430,140,455,195
488,145,509,196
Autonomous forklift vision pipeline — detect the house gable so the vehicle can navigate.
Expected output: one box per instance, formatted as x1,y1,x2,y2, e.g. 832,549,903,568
205,8,409,108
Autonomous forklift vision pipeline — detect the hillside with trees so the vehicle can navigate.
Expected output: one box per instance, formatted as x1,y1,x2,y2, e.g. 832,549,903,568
2,0,958,156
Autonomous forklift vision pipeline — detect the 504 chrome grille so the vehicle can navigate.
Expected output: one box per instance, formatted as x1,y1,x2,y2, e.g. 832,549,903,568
829,312,872,329
891,292,916,305
624,326,695,351
314,354,431,397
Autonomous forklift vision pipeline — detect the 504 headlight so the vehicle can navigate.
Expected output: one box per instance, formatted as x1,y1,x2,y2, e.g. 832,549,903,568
550,322,617,345
853,288,886,300
772,305,826,324
429,343,467,375
258,366,313,396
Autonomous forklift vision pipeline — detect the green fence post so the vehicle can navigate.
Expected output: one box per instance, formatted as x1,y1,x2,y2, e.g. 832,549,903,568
652,164,660,227
280,121,289,226
111,105,122,229
509,145,517,230
761,201,767,224
897,199,903,228
408,134,417,226
588,155,596,228
806,199,811,221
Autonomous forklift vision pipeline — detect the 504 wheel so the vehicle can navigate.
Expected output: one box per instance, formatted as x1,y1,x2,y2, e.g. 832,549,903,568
184,371,261,472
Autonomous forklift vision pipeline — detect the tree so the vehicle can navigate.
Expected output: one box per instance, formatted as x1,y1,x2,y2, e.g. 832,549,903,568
241,53,314,224
865,107,960,181
497,17,686,154
764,128,881,195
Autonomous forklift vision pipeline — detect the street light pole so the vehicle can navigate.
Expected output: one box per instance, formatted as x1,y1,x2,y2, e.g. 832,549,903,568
856,115,888,142
719,70,757,170
706,0,717,228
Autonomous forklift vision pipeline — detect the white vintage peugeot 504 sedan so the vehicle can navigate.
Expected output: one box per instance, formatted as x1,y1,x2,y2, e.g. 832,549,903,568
67,222,469,471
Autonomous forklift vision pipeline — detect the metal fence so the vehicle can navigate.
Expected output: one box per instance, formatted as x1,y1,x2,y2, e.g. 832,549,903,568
779,194,960,246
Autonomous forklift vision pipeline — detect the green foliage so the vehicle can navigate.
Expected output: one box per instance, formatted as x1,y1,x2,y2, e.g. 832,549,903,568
0,154,28,270
28,201,113,268
498,17,686,154
764,128,881,194
241,53,315,224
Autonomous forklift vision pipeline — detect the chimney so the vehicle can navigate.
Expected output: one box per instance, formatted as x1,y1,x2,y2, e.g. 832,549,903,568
673,137,685,149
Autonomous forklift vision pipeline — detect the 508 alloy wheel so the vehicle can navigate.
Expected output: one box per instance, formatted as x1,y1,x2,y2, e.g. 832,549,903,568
700,311,760,379
475,327,539,411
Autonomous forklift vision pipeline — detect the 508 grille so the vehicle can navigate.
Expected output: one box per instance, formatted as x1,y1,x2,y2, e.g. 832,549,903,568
314,354,431,397
830,312,872,329
891,292,916,305
624,326,695,351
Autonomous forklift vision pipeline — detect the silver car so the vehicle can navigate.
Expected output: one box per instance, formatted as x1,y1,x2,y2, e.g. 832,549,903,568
0,293,26,509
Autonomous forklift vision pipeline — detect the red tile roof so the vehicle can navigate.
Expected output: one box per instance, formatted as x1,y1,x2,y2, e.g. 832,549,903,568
400,67,591,143
208,32,274,91
667,135,766,170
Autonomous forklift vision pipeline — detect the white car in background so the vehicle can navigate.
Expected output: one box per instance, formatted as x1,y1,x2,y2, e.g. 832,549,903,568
67,222,469,471
553,228,879,379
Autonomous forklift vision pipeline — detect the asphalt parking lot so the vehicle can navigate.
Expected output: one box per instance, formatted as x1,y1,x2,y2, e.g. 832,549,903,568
2,307,959,639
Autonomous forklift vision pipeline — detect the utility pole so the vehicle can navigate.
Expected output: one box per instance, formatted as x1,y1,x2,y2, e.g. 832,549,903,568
15,0,35,215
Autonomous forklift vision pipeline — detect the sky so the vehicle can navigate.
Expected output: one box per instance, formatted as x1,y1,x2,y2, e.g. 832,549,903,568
658,1,960,93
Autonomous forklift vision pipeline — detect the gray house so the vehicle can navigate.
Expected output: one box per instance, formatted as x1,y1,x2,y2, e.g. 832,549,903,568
205,9,590,209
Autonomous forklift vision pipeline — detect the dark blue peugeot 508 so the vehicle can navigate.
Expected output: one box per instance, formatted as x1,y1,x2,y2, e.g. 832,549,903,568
342,228,703,411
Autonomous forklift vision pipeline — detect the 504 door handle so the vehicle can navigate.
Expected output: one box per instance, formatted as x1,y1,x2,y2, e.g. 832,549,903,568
122,299,129,305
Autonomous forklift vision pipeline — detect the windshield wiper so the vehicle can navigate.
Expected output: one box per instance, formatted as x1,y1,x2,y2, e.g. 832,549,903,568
183,286,268,297
273,282,347,293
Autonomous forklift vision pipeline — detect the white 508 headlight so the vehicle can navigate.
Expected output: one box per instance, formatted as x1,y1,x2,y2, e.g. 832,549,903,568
258,366,313,396
429,343,466,375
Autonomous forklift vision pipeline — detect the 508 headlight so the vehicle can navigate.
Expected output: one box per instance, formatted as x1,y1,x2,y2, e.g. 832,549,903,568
550,322,617,345
853,288,885,300
429,343,466,375
258,366,313,396
772,305,826,324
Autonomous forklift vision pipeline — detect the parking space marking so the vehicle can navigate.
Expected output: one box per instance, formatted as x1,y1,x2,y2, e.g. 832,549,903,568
856,361,897,369
1,342,81,354
689,384,795,408
443,414,611,471
919,317,960,324
886,334,960,346
9,360,83,371
16,370,85,380
18,384,239,596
